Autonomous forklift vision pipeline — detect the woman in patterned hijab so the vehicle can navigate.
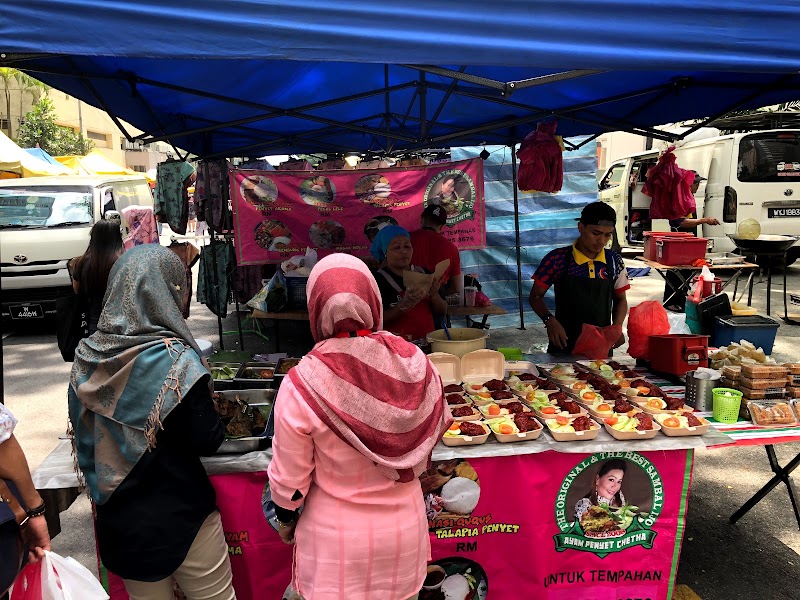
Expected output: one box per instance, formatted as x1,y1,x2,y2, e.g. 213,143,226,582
68,244,235,600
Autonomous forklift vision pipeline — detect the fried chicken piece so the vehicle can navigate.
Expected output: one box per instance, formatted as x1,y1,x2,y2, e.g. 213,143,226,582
563,401,582,414
577,372,592,381
484,379,505,391
614,398,636,413
225,406,252,437
491,390,514,401
458,422,486,437
451,405,475,417
648,386,665,398
251,407,267,435
685,413,702,427
551,391,569,403
536,377,558,390
664,396,684,411
623,370,639,379
504,401,525,414
444,384,463,394
634,413,654,431
446,394,467,405
518,373,537,381
572,416,593,431
217,395,242,421
514,413,540,432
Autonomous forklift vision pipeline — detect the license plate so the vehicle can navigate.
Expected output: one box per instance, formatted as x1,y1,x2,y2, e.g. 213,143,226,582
767,206,800,218
9,304,44,319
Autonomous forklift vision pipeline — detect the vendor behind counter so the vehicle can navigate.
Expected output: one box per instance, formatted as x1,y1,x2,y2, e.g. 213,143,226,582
529,202,629,355
370,225,447,342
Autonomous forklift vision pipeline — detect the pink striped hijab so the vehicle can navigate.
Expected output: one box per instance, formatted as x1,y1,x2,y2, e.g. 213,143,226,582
289,253,451,483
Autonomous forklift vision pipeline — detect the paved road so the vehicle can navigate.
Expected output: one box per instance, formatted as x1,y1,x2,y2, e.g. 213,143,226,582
3,252,799,599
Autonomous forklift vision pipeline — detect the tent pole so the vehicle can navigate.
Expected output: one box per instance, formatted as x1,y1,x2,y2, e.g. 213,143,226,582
419,71,427,140
510,143,525,330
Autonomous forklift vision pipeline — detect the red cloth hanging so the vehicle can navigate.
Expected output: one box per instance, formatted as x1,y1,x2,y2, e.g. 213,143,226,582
642,146,696,220
517,121,563,193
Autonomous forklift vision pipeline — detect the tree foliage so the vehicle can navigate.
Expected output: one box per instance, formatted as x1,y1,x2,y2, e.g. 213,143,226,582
16,97,94,155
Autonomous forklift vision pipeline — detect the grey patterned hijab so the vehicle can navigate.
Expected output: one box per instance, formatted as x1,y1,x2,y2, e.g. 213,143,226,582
68,244,210,504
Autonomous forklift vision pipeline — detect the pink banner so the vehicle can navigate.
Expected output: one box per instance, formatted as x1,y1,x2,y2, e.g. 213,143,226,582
230,159,485,265
106,451,692,600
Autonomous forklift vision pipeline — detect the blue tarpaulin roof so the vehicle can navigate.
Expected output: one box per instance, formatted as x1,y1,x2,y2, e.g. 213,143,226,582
23,147,62,166
3,1,800,157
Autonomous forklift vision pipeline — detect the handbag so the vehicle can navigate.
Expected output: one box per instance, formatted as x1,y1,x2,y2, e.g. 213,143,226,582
55,293,89,362
0,479,27,595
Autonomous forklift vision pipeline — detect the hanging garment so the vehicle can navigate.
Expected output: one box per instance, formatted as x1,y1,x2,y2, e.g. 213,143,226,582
642,147,696,220
197,241,235,318
235,264,272,304
168,241,201,318
277,159,313,171
121,206,159,249
238,158,275,171
517,121,564,193
194,159,230,231
155,161,195,234
317,158,345,170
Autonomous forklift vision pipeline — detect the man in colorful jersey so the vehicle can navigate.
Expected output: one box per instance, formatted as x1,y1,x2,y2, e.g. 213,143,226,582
529,202,630,354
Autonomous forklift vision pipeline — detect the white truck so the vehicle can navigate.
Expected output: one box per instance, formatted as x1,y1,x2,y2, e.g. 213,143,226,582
0,175,154,320
597,129,800,263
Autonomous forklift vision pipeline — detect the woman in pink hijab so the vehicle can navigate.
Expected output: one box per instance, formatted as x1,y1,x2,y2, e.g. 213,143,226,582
267,253,450,600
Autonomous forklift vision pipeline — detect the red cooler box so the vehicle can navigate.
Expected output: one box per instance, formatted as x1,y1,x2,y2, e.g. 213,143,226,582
643,231,693,261
648,334,709,376
654,236,708,266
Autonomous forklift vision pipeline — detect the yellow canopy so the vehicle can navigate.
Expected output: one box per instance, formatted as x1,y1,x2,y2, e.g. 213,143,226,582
55,150,138,177
0,131,72,177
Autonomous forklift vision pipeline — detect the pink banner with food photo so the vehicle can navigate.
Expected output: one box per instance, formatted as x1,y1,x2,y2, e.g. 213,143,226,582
230,159,485,265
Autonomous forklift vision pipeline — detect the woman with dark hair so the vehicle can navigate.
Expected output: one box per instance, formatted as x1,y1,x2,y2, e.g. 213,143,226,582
71,220,124,334
574,459,627,521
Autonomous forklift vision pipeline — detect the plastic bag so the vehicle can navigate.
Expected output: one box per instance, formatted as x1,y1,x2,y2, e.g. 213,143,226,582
572,324,622,359
265,270,287,313
246,284,269,312
667,311,691,335
627,301,671,360
12,551,108,600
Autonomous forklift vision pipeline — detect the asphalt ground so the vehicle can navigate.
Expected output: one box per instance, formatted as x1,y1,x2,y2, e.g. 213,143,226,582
3,247,800,599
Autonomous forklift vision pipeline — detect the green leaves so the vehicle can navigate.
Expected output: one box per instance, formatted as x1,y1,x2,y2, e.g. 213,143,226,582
15,97,95,156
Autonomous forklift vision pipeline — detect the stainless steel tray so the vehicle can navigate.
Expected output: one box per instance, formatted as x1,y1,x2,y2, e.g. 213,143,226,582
216,395,275,454
209,362,241,390
233,362,276,388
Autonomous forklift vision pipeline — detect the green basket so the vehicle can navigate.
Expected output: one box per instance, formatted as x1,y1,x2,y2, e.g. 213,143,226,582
712,388,743,423
498,347,523,361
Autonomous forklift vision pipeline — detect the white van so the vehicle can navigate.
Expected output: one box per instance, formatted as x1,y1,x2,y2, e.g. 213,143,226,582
0,175,154,320
598,129,800,263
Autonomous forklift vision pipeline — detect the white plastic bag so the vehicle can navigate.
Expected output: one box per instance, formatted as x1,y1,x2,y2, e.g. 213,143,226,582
667,311,691,335
41,551,108,600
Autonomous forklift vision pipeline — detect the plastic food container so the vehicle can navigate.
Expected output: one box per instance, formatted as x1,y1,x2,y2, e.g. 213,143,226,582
739,376,787,390
730,302,758,317
792,400,800,420
713,315,780,356
655,414,710,437
643,231,693,261
441,423,490,446
747,400,796,426
648,334,709,376
503,360,538,379
492,425,543,443
461,349,505,383
428,352,462,386
604,421,662,440
450,406,482,422
427,328,488,357
741,363,789,379
544,417,601,441
654,236,708,266
741,387,786,400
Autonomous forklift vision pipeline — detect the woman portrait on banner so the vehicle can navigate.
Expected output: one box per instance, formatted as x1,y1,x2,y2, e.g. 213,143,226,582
267,253,450,600
428,174,464,217
574,459,627,522
68,245,235,600
370,226,448,342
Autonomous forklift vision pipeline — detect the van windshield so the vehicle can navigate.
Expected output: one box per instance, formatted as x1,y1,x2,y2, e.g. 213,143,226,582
0,186,93,228
738,132,800,182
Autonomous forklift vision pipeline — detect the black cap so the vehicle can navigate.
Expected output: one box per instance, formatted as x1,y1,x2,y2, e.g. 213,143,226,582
578,202,616,226
422,203,448,225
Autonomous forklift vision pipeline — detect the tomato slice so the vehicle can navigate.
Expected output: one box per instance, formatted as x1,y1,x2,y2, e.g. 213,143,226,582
597,403,611,412
499,424,514,434
663,417,680,428
556,415,570,425
583,392,597,401
488,405,501,416
637,386,650,395
448,423,461,431
604,417,618,426
542,406,557,414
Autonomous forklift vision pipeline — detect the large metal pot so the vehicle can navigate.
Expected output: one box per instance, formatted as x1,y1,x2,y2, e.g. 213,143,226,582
726,234,798,254
427,328,488,357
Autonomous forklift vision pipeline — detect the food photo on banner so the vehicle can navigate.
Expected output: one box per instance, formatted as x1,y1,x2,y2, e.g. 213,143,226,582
230,159,485,265
419,451,692,600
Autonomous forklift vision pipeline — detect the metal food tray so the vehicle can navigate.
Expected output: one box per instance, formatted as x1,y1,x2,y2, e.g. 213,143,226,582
275,357,302,377
233,362,276,388
216,389,277,454
209,362,242,391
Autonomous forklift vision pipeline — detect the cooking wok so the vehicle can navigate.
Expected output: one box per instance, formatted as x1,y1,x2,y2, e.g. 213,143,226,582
726,234,798,254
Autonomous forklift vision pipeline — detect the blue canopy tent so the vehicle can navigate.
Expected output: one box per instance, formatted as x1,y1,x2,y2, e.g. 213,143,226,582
23,147,62,167
2,0,800,347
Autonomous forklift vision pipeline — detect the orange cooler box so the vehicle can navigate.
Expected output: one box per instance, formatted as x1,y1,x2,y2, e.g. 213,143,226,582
648,334,709,376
